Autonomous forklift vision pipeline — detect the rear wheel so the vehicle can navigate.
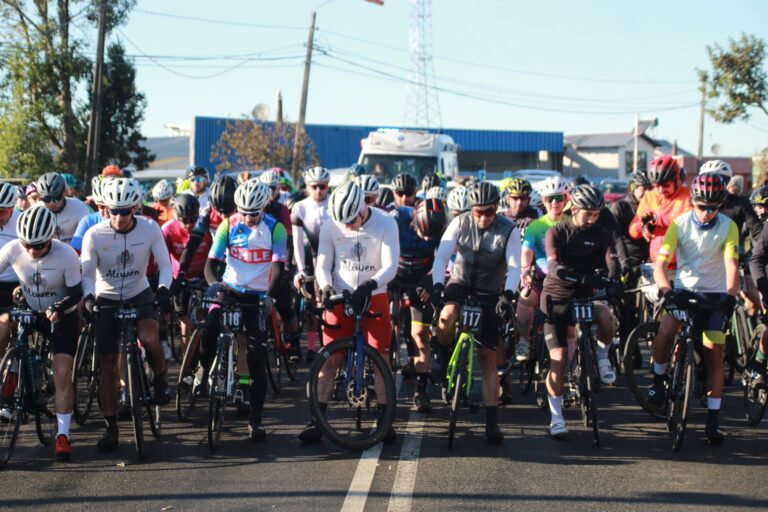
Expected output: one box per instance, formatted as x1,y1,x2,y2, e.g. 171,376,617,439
177,327,204,421
73,324,98,426
0,349,23,467
624,321,664,420
744,324,768,426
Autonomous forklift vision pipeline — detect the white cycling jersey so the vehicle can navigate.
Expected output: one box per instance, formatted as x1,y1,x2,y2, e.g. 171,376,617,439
316,207,399,295
81,216,172,300
45,198,90,245
0,210,20,282
291,195,330,273
0,239,81,311
184,188,210,211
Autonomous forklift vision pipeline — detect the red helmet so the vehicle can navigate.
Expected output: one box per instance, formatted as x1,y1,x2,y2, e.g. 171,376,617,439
647,156,680,185
414,198,446,240
690,173,727,204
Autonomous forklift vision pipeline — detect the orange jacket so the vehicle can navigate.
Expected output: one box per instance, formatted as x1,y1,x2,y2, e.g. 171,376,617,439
629,185,692,264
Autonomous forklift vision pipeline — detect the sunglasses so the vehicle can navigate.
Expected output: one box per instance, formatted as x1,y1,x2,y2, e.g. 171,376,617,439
238,210,263,218
472,207,497,219
42,195,63,203
544,194,565,203
192,176,207,183
364,195,376,205
22,241,48,251
109,208,133,216
695,204,720,213
309,184,328,191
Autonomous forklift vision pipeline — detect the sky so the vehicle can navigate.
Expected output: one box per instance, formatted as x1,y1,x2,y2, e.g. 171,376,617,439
99,0,768,157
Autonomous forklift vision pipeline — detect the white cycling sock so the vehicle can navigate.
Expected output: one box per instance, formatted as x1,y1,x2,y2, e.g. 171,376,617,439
653,362,668,376
57,413,71,438
548,395,564,424
708,397,722,410
596,341,610,360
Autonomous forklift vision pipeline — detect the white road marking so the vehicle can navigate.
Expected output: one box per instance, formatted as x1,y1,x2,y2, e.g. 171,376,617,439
341,442,385,512
387,412,425,512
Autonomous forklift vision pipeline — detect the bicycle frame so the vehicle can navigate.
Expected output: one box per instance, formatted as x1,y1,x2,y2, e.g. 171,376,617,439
10,311,49,417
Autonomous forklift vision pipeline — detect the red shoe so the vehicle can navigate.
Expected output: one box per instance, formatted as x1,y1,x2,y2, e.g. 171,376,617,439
55,434,72,461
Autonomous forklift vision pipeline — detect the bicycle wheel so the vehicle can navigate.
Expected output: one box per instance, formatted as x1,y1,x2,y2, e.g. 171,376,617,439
448,339,468,450
743,324,768,426
73,324,98,426
167,311,182,364
34,341,56,446
142,354,161,439
623,321,665,420
579,337,600,446
733,306,751,372
125,346,145,460
265,337,282,395
669,337,694,452
208,336,228,452
0,349,23,467
308,338,396,451
177,327,204,421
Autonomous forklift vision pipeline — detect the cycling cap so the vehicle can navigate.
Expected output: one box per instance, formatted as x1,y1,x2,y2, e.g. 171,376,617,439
210,175,238,215
151,179,175,202
235,179,272,212
304,166,330,184
414,198,447,239
330,181,364,224
17,205,55,245
36,172,66,198
468,181,500,207
570,184,605,210
647,156,680,185
690,173,727,204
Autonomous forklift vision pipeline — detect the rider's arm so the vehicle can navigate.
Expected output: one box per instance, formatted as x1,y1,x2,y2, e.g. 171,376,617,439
724,219,740,297
369,213,399,289
628,194,649,240
267,222,288,296
744,203,763,244
600,209,629,275
504,226,522,291
432,216,460,286
749,222,768,291
54,245,83,313
204,217,229,285
316,221,334,291
654,219,678,294
80,230,98,298
70,214,92,254
179,211,211,274
291,207,307,274
150,222,173,290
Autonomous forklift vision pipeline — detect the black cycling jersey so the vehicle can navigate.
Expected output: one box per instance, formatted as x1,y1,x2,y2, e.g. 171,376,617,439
609,194,649,267
499,205,541,238
720,192,762,245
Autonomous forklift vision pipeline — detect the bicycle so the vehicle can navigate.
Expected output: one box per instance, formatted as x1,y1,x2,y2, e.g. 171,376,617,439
265,306,297,395
72,321,99,426
742,314,767,426
306,291,396,451
0,308,57,466
724,266,754,385
389,284,415,377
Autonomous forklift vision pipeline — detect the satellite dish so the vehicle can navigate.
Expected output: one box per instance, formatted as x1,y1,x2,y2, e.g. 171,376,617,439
254,103,270,122
711,143,722,156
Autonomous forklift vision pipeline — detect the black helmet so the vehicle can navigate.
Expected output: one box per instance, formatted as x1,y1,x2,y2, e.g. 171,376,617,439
36,172,66,199
284,190,307,211
414,198,447,239
750,184,768,206
570,184,605,210
392,173,417,195
468,181,500,207
210,175,237,215
173,194,200,220
630,171,651,188
647,156,680,185
421,173,442,191
186,165,208,179
376,187,395,209
570,175,591,188
690,173,727,204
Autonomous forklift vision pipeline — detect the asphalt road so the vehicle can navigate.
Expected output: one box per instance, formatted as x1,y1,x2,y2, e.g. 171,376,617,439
3,360,768,512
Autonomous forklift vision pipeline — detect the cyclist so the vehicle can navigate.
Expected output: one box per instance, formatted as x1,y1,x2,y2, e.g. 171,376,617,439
515,175,570,362
80,177,174,452
151,179,175,225
420,173,443,198
183,166,210,210
392,173,418,208
499,177,541,237
750,184,768,224
292,166,332,362
0,206,82,460
425,186,447,201
446,185,470,219
36,172,90,245
541,185,620,438
375,186,396,212
357,174,381,206
652,173,738,444
0,182,20,364
71,177,113,253
431,181,521,444
298,181,399,444
390,198,447,412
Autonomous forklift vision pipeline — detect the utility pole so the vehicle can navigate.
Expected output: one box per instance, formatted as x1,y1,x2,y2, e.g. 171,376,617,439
291,11,316,185
696,73,707,173
276,89,283,125
85,0,108,193
632,113,639,175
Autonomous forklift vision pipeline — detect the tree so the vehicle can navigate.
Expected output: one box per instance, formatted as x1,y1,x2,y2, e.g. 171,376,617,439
702,33,768,123
211,109,319,173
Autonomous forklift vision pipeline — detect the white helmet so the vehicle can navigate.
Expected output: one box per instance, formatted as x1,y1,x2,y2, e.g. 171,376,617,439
17,205,55,245
447,186,469,212
90,176,104,205
235,179,272,212
152,179,175,201
330,181,364,224
304,166,330,184
357,174,380,195
426,186,447,201
259,169,281,188
102,178,142,209
699,159,733,178
0,182,19,208
536,176,569,197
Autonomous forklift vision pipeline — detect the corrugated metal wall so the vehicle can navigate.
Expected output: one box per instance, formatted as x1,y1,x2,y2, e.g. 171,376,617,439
193,116,563,172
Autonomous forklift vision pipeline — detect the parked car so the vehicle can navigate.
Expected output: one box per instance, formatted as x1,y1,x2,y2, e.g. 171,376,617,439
598,179,628,203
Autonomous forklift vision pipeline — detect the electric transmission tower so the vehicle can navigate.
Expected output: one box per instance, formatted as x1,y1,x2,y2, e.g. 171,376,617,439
404,0,442,129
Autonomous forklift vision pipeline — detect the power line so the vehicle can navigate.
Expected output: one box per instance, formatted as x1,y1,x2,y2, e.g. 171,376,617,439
132,9,305,30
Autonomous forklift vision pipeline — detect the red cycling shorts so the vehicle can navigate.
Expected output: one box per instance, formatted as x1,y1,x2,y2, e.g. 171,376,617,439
322,292,391,355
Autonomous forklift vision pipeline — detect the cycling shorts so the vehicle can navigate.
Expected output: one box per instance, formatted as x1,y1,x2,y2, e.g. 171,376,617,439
389,278,434,327
664,292,729,345
34,310,79,357
443,283,500,350
540,291,583,351
95,287,157,356
0,280,19,311
322,292,391,355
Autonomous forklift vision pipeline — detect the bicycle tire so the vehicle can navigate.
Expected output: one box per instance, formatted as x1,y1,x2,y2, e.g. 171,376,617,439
519,356,535,396
142,352,161,439
743,324,768,426
669,337,694,452
126,346,145,460
623,321,665,420
307,338,396,451
266,337,282,394
177,326,204,421
0,349,23,467
734,306,751,372
34,346,56,446
73,325,98,426
208,335,228,452
580,336,600,446
167,311,182,364
448,339,468,450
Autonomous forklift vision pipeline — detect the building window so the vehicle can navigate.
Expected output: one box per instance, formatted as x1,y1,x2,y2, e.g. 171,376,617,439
625,151,647,172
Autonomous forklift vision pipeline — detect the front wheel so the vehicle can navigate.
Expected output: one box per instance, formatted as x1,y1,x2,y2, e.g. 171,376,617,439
669,338,694,452
73,324,98,426
125,347,145,460
208,336,229,453
448,339,468,450
265,338,282,395
0,349,24,466
177,327,204,421
307,338,396,451
624,321,665,420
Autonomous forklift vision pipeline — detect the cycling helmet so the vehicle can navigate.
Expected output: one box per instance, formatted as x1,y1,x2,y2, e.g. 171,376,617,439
173,193,200,219
468,181,500,207
570,184,605,210
447,186,470,212
234,179,272,212
349,163,367,176
630,171,651,188
647,155,680,185
392,173,417,195
186,166,208,180
101,164,122,177
36,172,66,199
102,178,142,209
425,186,447,201
284,190,307,211
358,174,380,195
61,173,77,189
0,182,18,208
536,176,569,197
275,168,295,190
259,169,281,188
330,181,364,224
506,177,532,196
690,173,727,204
210,175,238,215
699,159,733,178
121,167,135,179
304,166,330,184
151,179,175,202
750,184,768,206
570,175,591,188
90,176,104,205
376,187,395,209
17,205,55,245
421,173,442,192
529,188,543,208
414,198,447,239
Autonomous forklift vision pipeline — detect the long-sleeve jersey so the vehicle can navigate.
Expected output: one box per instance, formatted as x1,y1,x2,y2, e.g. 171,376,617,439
48,198,91,245
0,209,20,282
81,216,172,300
629,186,691,265
609,194,649,267
291,195,330,274
316,207,399,295
71,211,104,252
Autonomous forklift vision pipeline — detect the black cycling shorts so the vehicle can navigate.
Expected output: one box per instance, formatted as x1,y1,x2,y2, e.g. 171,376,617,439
96,287,157,356
0,280,19,310
540,291,575,351
443,283,499,349
34,310,79,357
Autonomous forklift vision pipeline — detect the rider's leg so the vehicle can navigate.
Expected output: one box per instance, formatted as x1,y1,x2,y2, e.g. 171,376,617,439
595,302,618,384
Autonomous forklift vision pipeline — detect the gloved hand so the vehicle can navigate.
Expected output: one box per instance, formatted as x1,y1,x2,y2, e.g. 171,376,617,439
83,294,97,323
430,282,445,309
495,290,517,321
351,279,377,313
156,286,172,314
662,289,681,315
321,285,336,310
170,271,186,296
722,295,737,318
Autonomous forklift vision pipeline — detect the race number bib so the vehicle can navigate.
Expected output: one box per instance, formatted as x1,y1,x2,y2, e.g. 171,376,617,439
461,305,483,336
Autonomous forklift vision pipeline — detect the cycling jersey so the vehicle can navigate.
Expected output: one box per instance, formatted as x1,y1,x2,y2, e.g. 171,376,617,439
500,205,541,238
0,239,81,311
391,206,439,282
81,216,173,300
291,195,330,273
47,198,90,245
658,211,739,293
184,188,209,211
0,209,20,282
71,211,104,252
208,213,287,293
432,212,521,294
609,194,649,267
629,185,691,265
523,214,567,273
718,192,762,245
316,207,399,295
163,219,212,278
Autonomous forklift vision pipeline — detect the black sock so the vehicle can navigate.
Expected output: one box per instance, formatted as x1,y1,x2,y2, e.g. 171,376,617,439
486,406,498,426
653,372,666,385
104,415,117,430
416,373,429,392
707,408,720,426
319,402,328,414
